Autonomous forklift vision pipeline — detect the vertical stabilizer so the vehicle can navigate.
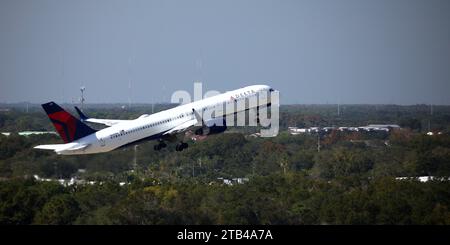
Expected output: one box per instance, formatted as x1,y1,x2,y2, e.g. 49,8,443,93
42,101,97,143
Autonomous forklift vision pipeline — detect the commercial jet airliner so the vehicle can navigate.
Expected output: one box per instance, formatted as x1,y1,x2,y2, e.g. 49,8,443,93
34,85,276,155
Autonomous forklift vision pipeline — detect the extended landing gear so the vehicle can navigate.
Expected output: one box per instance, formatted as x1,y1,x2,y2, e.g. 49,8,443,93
154,140,188,152
175,142,188,152
153,141,167,151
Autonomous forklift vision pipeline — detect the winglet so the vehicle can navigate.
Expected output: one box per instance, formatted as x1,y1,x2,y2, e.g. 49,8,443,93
75,106,88,121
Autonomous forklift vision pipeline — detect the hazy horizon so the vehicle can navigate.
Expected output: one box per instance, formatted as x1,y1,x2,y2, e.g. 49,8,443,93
1,0,450,105
1,102,448,107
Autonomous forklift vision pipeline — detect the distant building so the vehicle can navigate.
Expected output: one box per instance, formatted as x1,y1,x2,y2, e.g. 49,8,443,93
217,177,249,185
396,176,450,182
289,124,401,135
358,124,400,132
426,131,442,136
288,127,308,135
33,175,110,186
18,131,58,136
322,127,335,132
1,131,57,137
232,178,249,184
367,124,400,129
217,178,233,185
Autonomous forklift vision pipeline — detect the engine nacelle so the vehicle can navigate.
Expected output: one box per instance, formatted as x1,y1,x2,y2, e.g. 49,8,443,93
194,117,227,136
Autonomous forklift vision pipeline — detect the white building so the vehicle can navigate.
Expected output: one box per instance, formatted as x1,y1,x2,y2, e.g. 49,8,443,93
395,176,450,182
1,131,57,137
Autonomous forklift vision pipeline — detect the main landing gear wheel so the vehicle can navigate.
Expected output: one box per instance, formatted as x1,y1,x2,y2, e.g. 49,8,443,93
153,141,167,151
175,142,188,152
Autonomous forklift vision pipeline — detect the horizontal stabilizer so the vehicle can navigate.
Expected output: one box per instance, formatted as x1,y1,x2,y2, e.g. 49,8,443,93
84,118,128,126
74,106,130,126
34,144,71,151
34,143,89,153
74,106,88,120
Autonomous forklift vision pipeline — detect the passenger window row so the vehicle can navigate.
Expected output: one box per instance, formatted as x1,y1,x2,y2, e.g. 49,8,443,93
109,111,195,140
108,92,257,141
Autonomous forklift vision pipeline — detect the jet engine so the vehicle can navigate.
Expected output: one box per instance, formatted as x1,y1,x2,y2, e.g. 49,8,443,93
194,117,227,136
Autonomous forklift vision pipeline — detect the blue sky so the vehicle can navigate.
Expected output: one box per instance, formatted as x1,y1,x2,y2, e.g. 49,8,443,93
1,0,449,104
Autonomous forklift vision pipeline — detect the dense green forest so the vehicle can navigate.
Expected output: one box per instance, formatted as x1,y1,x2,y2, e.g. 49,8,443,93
0,104,449,224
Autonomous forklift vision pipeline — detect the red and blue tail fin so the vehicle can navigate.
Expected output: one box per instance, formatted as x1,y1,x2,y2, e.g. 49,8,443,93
42,102,97,143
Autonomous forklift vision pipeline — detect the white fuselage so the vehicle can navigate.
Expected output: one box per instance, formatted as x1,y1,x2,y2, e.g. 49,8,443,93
60,85,273,155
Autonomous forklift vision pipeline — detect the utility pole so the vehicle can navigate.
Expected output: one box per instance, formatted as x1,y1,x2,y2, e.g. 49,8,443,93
133,145,138,172
128,57,133,109
162,85,166,103
128,79,132,108
317,133,321,152
428,104,433,132
61,49,65,103
151,96,154,114
337,102,340,117
80,86,86,110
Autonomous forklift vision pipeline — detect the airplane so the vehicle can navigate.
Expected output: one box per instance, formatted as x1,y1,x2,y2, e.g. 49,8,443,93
34,85,276,155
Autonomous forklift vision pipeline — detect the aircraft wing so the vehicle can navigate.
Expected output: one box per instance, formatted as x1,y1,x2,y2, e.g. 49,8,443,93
34,143,90,154
75,106,130,126
162,108,206,136
163,119,198,135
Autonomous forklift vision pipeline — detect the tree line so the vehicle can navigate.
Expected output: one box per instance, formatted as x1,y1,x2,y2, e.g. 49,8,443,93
1,174,449,225
0,104,449,224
